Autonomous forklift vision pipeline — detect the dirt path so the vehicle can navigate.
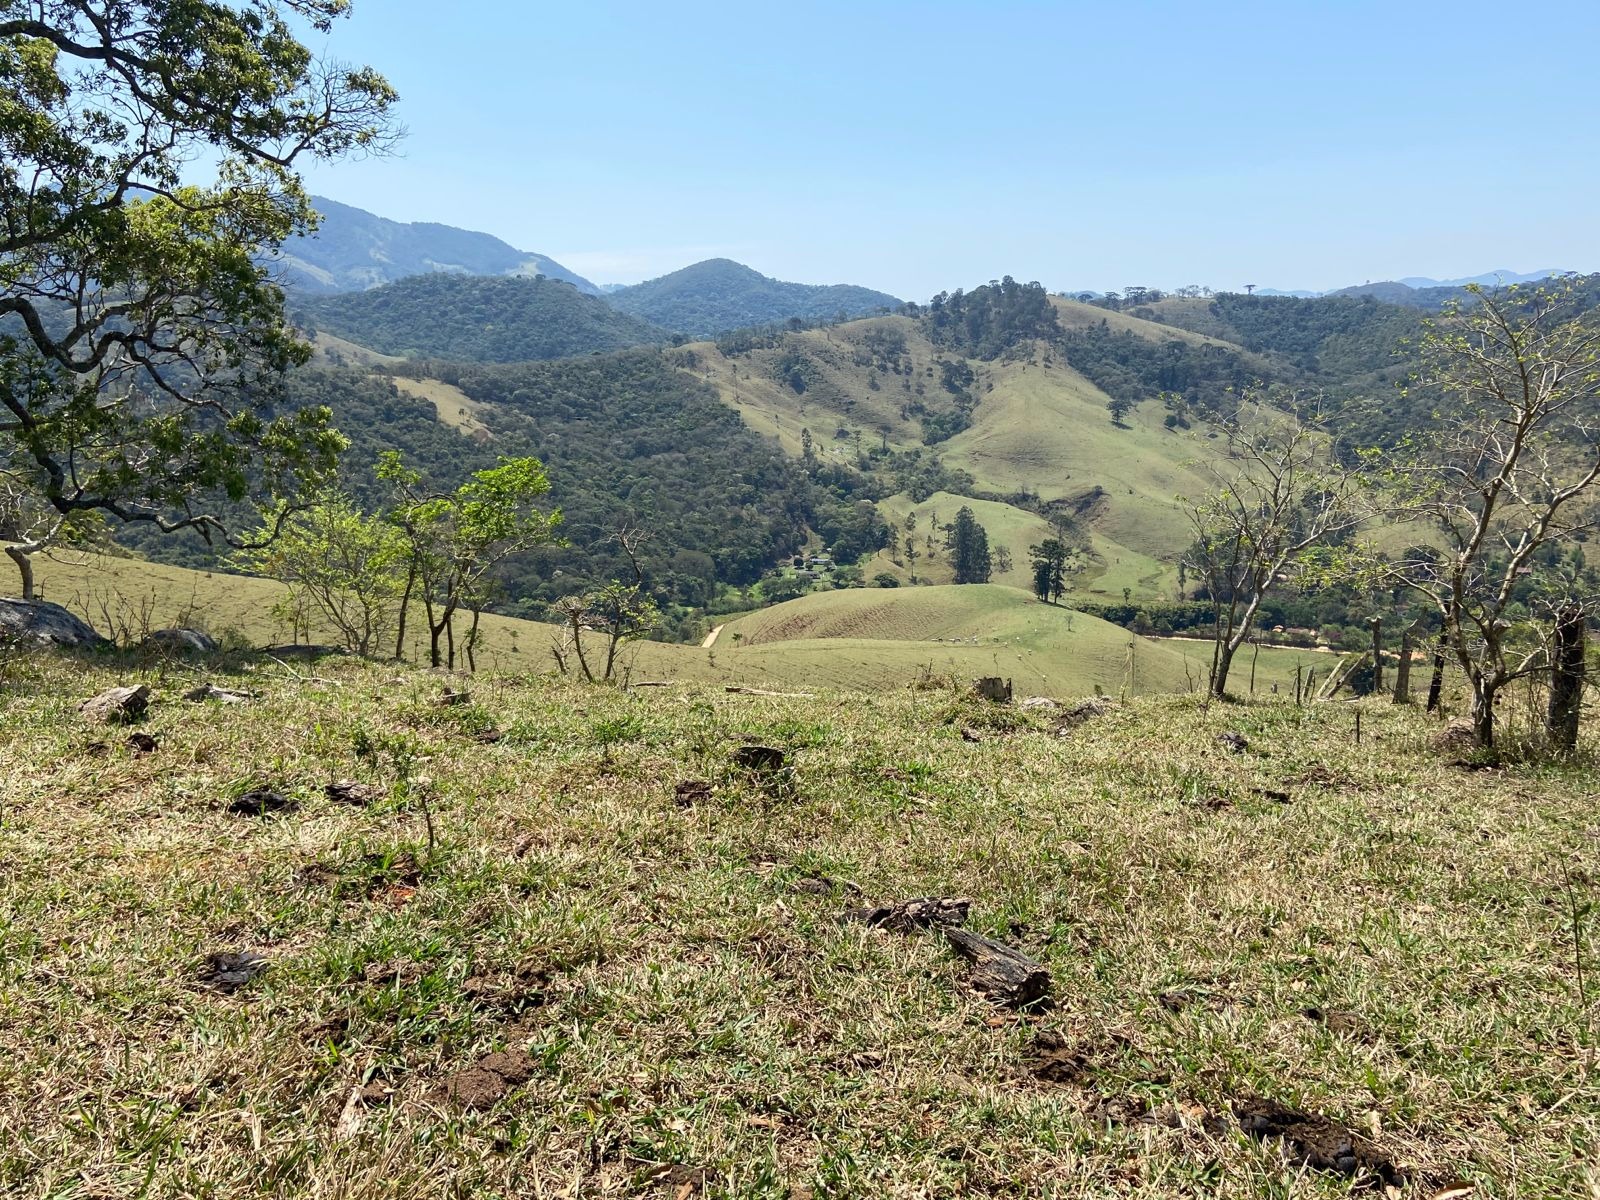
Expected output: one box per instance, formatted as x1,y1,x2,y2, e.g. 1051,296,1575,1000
701,624,724,649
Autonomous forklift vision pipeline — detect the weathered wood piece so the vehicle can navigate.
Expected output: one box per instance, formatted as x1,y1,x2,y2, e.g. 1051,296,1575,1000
841,896,971,933
943,926,1051,1009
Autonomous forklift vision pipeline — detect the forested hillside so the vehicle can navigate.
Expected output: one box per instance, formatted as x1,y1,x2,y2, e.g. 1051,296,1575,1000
605,258,900,336
120,353,889,630
295,275,663,362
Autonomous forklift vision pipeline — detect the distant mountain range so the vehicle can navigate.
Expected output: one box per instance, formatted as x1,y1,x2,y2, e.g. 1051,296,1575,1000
271,197,600,295
1257,268,1571,304
276,199,901,336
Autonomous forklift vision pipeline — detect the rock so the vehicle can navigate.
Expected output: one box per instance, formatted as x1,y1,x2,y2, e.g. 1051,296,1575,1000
183,683,252,704
842,896,972,933
1018,696,1057,712
0,599,108,649
199,950,269,993
325,780,383,806
140,628,217,654
227,788,297,817
78,684,150,725
960,726,985,743
259,643,346,659
1216,731,1249,753
437,686,470,706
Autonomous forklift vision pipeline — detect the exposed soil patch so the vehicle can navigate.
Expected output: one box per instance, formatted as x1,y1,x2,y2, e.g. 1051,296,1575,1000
674,779,712,807
732,744,785,773
293,862,338,887
126,732,158,754
1025,1028,1135,1085
1026,1030,1097,1084
1233,1095,1401,1186
441,1067,506,1109
1286,762,1352,788
363,958,427,987
439,1048,538,1109
1300,1006,1370,1039
462,967,550,1015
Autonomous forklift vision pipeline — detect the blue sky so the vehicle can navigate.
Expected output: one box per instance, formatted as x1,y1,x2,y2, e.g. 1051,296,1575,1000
296,0,1600,299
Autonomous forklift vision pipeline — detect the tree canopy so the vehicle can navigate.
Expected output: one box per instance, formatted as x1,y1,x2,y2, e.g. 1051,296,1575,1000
0,0,396,594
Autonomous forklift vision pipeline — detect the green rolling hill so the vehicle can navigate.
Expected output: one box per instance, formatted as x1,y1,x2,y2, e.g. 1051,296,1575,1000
296,274,664,362
605,258,901,337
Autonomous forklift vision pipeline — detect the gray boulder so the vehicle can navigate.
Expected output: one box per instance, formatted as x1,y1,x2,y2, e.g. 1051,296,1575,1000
79,684,151,725
0,599,109,649
141,628,218,654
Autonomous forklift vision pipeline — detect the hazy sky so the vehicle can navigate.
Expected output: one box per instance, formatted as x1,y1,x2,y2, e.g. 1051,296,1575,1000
295,0,1599,299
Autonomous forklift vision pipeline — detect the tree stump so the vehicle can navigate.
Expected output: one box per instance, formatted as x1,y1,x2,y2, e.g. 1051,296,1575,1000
1548,604,1586,752
943,927,1051,1008
973,677,1012,703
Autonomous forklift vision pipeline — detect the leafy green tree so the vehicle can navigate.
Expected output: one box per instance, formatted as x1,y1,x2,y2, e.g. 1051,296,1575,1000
1029,539,1069,603
381,453,562,670
239,492,407,657
0,1,397,597
1381,282,1600,748
950,506,991,584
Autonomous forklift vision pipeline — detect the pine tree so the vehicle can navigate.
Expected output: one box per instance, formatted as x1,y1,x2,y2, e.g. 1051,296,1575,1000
951,507,992,584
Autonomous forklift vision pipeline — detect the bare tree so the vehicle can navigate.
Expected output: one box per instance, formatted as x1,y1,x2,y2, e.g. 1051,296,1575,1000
548,526,660,684
1382,281,1600,748
1184,398,1362,698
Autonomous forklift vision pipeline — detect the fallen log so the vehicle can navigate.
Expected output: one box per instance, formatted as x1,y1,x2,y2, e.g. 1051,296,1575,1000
724,685,815,697
943,927,1052,1009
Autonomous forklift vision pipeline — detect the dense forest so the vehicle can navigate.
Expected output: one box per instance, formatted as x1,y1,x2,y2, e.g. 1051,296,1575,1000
915,277,1062,359
295,274,663,362
605,258,900,338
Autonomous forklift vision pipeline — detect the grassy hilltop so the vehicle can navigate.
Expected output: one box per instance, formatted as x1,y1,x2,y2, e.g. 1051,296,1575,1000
0,650,1593,1197
31,555,1319,698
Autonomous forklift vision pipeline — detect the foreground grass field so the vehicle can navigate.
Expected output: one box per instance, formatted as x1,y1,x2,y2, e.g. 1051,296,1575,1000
0,651,1595,1198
